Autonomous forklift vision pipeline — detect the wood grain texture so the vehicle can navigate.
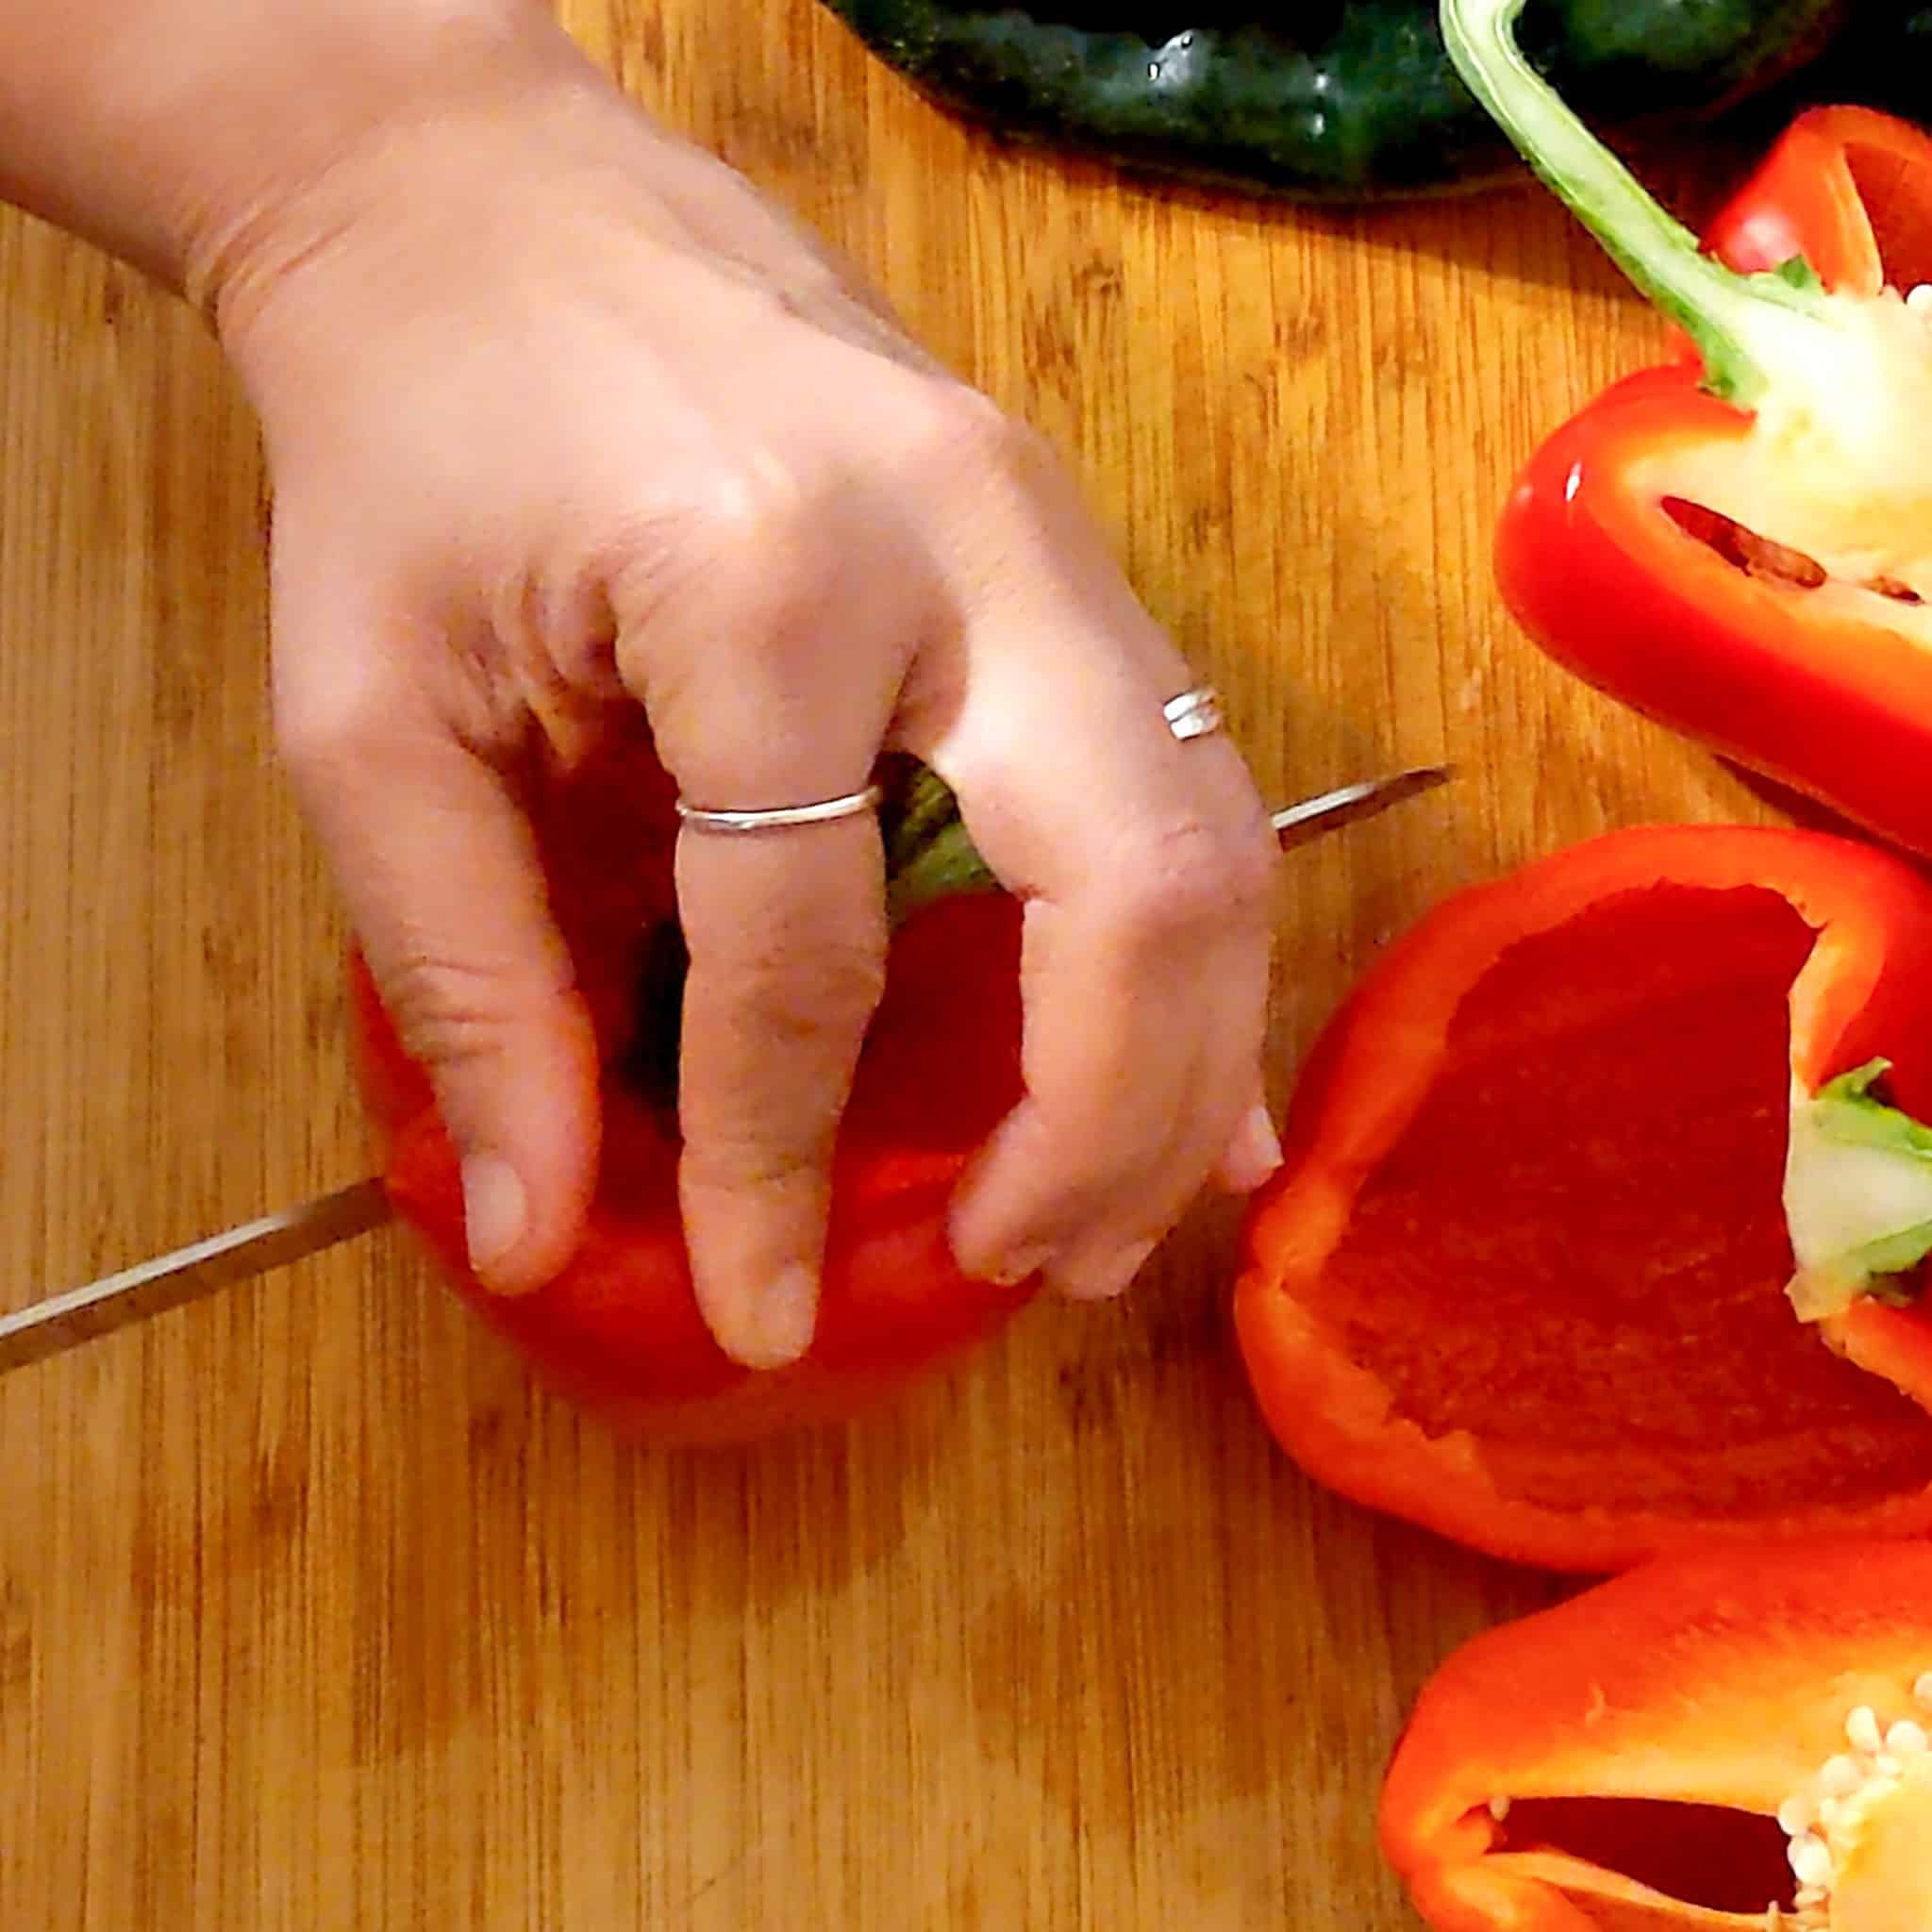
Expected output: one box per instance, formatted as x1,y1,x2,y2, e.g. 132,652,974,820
0,7,1792,1927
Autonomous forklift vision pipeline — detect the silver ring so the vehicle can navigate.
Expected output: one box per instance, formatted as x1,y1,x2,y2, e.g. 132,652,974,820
1162,684,1224,741
674,784,883,833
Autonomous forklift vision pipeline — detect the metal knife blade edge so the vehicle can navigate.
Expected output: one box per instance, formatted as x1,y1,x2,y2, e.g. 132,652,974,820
0,1177,392,1374
2,762,1451,1374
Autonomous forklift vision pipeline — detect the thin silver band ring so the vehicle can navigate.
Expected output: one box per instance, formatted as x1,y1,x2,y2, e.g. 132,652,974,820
674,784,884,834
1162,685,1224,741
676,685,1217,830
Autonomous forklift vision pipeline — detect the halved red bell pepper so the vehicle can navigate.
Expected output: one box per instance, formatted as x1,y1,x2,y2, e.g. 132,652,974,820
1441,0,1932,858
1233,824,1932,1573
350,723,1034,1442
1382,1538,1932,1931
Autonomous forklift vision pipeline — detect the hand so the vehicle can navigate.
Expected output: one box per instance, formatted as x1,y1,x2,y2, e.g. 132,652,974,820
211,23,1281,1369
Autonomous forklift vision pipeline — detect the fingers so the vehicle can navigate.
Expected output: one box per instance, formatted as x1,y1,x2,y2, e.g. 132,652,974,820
274,604,600,1298
1214,1095,1288,1196
613,482,907,1370
669,815,888,1368
613,415,1279,1322
950,820,1277,1299
923,587,1281,1301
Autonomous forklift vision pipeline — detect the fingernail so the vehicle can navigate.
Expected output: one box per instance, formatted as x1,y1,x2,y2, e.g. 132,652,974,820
741,1262,818,1371
981,1245,1053,1289
1221,1103,1285,1193
461,1154,530,1291
1056,1237,1159,1304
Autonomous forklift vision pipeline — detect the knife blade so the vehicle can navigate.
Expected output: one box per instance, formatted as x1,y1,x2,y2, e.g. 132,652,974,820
0,1177,392,1374
0,762,1450,1374
1270,765,1450,848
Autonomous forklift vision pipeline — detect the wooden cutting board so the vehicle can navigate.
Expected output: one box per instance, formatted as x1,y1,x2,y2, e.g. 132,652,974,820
0,5,1791,1925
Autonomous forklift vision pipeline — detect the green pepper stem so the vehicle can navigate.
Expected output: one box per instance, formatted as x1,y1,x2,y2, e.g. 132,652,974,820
1439,0,1824,406
622,768,999,1108
880,764,1001,924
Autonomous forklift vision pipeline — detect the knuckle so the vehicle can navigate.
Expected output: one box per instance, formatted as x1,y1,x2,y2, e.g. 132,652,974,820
275,654,489,796
690,456,828,578
617,458,840,651
681,929,888,1188
892,380,1049,490
1103,814,1278,944
272,675,380,791
680,1119,827,1199
375,954,553,1081
1215,815,1284,922
705,924,888,1040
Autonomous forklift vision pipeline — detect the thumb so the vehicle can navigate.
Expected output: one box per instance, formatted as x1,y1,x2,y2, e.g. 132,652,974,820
278,670,599,1294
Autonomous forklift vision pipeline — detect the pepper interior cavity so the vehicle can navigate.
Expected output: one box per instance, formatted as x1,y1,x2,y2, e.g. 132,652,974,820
1471,1682,1932,1927
1306,883,1932,1519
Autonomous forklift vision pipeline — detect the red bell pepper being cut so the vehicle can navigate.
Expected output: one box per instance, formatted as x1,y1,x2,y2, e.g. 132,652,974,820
1441,0,1932,858
1381,1539,1932,1932
351,724,1033,1442
1233,825,1932,1573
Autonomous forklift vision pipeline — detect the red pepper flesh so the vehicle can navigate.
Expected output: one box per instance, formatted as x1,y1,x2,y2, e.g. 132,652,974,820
1381,1539,1932,1931
1233,825,1932,1573
1495,106,1932,858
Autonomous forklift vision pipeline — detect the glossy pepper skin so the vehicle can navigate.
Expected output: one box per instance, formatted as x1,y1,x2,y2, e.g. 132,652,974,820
818,0,1839,203
1495,105,1932,858
1381,1540,1932,1931
350,724,1034,1442
1233,825,1932,1574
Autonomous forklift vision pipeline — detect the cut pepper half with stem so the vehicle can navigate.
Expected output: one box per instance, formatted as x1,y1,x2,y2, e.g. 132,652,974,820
1381,1539,1932,1932
1441,0,1932,859
1233,825,1932,1574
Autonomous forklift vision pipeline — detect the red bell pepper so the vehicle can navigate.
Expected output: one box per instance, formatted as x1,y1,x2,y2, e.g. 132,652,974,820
1381,1539,1932,1932
350,723,1034,1441
1233,825,1932,1573
1441,0,1932,858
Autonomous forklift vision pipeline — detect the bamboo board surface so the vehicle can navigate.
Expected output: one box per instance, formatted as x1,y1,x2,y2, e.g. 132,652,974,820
0,5,1792,1925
